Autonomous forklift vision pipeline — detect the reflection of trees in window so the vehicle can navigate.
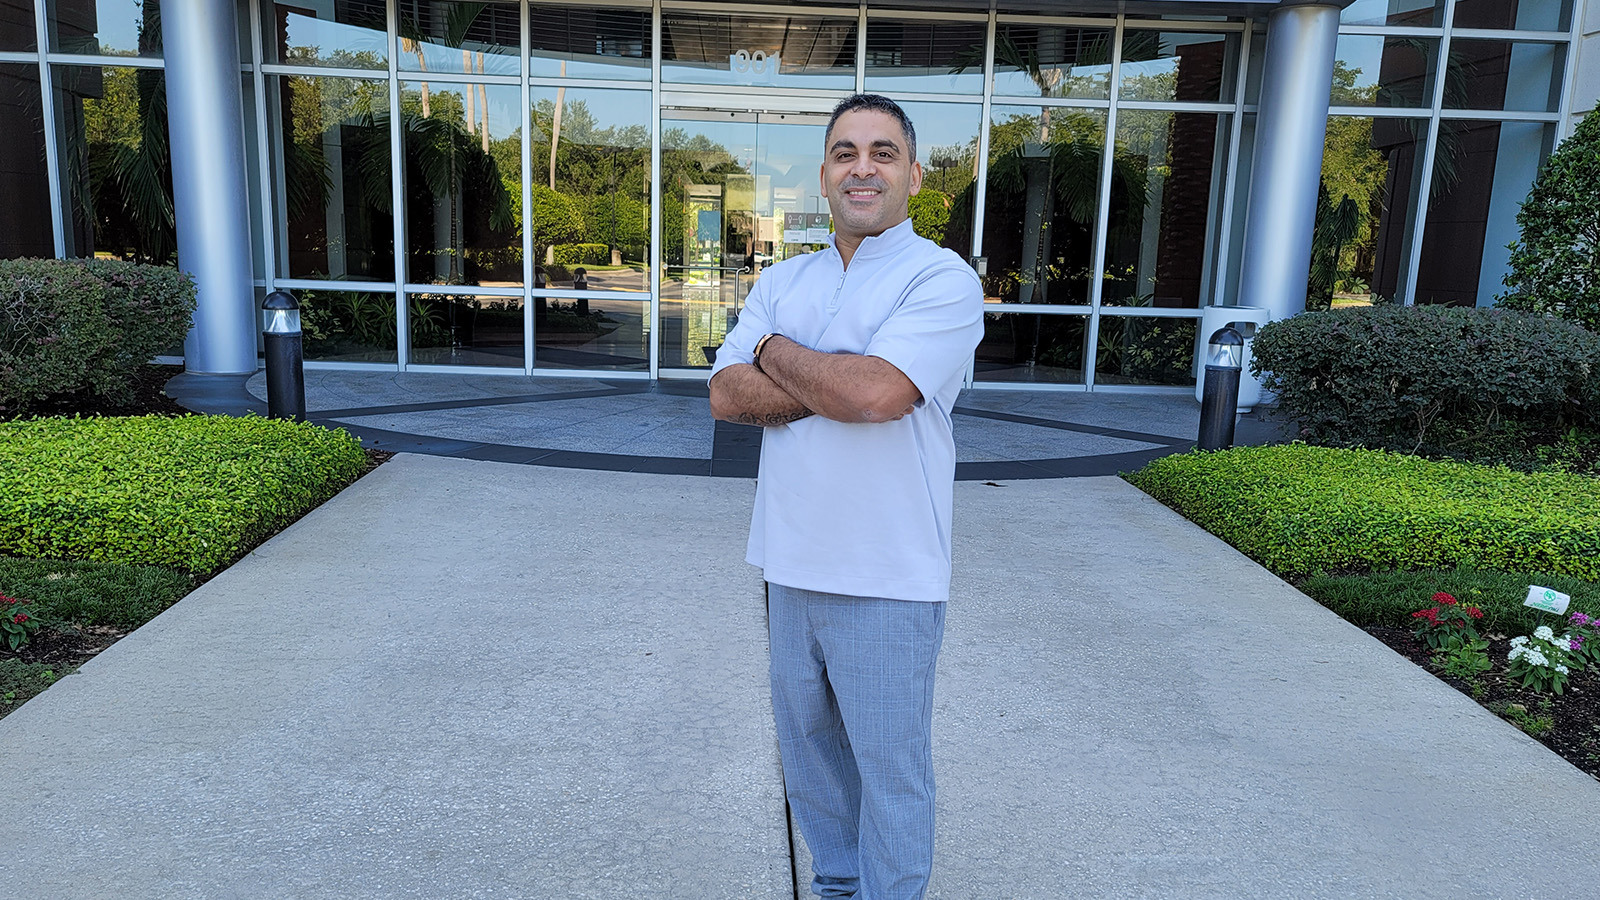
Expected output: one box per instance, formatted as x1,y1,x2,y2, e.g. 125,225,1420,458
530,98,650,272
61,64,174,264
660,127,740,268
400,84,517,284
278,76,393,279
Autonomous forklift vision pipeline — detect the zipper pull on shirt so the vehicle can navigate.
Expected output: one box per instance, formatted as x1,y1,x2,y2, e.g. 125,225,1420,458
826,270,846,313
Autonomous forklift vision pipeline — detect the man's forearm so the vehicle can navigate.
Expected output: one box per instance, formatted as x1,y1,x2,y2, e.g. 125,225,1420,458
757,336,917,424
708,364,814,426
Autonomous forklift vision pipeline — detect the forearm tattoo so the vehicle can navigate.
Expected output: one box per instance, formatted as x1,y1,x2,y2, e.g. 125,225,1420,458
728,408,814,427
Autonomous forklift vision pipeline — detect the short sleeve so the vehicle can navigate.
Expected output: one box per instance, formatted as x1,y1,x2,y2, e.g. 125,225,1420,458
865,261,984,405
709,273,774,380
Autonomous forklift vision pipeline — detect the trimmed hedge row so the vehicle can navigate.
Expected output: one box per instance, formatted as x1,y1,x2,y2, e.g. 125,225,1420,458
552,243,611,267
0,258,196,415
1124,444,1600,580
0,415,366,573
1250,305,1600,456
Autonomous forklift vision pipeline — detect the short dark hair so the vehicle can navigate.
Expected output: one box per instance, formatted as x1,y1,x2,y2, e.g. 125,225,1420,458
824,94,917,163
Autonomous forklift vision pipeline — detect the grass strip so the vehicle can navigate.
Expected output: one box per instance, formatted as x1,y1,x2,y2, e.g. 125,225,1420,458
0,555,192,630
1301,567,1599,632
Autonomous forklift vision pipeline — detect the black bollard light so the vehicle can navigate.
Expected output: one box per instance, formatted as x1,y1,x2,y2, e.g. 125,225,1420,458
1198,325,1244,451
262,290,306,422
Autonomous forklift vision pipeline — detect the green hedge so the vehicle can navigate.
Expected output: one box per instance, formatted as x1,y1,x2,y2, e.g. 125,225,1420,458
552,243,610,267
0,258,196,414
1124,444,1600,580
0,555,192,630
1250,305,1600,457
0,415,366,573
1302,568,1598,634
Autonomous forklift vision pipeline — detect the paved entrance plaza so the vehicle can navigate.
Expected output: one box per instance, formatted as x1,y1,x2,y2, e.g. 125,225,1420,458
1,378,1598,898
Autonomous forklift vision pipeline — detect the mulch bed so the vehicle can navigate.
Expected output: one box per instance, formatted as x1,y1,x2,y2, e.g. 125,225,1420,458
1365,626,1600,779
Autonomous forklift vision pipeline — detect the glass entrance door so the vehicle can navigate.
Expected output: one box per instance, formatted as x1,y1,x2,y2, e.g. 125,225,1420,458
658,107,831,372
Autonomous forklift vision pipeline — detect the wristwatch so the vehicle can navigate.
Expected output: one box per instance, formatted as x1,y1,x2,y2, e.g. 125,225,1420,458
753,333,777,370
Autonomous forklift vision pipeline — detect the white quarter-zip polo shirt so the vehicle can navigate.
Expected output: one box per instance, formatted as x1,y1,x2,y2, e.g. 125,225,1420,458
710,218,985,603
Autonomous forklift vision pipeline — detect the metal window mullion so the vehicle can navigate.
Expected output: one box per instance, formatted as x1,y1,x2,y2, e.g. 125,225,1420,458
994,13,1115,29
1450,28,1573,42
989,94,1112,109
1121,20,1245,34
1438,107,1560,121
250,0,276,294
649,0,662,379
962,2,998,390
1403,0,1457,306
1116,99,1236,113
522,0,534,373
404,283,524,297
864,8,988,24
394,69,520,87
260,63,388,79
276,277,399,291
855,1,866,92
663,0,850,16
528,75,649,90
388,0,408,368
1335,25,1444,38
34,0,64,257
46,53,164,68
1210,17,1252,309
1084,13,1127,391
1555,3,1583,142
1328,103,1435,116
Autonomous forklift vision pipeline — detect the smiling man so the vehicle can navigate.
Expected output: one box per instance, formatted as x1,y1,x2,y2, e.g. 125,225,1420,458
708,94,984,899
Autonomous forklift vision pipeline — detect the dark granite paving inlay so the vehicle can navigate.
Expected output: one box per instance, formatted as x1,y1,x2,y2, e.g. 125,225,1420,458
314,385,647,419
952,406,1191,446
712,420,764,461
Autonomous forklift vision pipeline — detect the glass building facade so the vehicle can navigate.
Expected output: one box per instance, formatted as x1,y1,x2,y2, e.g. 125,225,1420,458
0,0,1591,389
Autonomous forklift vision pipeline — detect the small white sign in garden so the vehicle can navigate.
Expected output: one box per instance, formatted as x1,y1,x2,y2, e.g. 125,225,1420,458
1525,585,1572,615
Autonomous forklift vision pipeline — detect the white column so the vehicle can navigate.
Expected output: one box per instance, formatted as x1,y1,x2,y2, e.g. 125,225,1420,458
162,0,258,374
1234,2,1341,322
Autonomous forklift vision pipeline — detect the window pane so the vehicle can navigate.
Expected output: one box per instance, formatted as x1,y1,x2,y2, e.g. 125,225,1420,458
662,13,856,89
1,0,35,51
864,18,986,95
897,100,981,257
0,65,53,259
531,4,651,81
271,74,394,280
55,65,174,263
1309,116,1428,309
1341,0,1444,27
49,0,161,57
1103,111,1230,310
269,0,387,69
1445,40,1564,113
1093,316,1197,387
535,296,647,371
1453,0,1571,32
408,291,522,366
974,312,1088,385
398,0,520,77
1331,35,1439,108
992,24,1113,100
530,87,652,293
981,104,1106,306
1118,31,1236,103
299,289,397,363
401,80,522,286
1415,119,1554,306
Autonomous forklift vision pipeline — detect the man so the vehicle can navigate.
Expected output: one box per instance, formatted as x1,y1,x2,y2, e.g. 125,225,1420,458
708,94,984,899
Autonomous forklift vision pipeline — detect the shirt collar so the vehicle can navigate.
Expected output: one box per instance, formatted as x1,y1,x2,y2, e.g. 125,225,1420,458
826,217,918,263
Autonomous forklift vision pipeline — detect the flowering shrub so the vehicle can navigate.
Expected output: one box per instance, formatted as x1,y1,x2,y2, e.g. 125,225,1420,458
1566,611,1600,667
1507,626,1582,695
0,593,40,651
1411,592,1485,651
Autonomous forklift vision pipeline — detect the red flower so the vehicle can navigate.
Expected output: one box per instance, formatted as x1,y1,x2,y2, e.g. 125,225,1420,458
1434,592,1457,605
11,613,26,624
1466,607,1484,619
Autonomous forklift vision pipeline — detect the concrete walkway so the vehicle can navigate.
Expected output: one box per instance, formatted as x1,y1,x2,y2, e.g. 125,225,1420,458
3,456,1599,898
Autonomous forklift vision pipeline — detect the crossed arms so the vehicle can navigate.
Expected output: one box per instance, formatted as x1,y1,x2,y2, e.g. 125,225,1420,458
708,335,921,427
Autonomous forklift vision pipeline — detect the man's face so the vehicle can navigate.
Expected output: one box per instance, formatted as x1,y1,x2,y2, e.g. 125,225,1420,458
820,109,923,243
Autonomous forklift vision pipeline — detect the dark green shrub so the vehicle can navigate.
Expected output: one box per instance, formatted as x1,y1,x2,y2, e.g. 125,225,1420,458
0,258,196,414
1497,112,1600,333
1250,305,1600,456
553,243,611,267
1302,567,1597,634
0,555,192,630
1124,444,1600,580
0,415,366,573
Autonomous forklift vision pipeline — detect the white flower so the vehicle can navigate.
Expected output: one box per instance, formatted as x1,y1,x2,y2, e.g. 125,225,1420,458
1535,626,1555,641
1555,636,1574,652
1511,636,1529,648
1557,665,1570,675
